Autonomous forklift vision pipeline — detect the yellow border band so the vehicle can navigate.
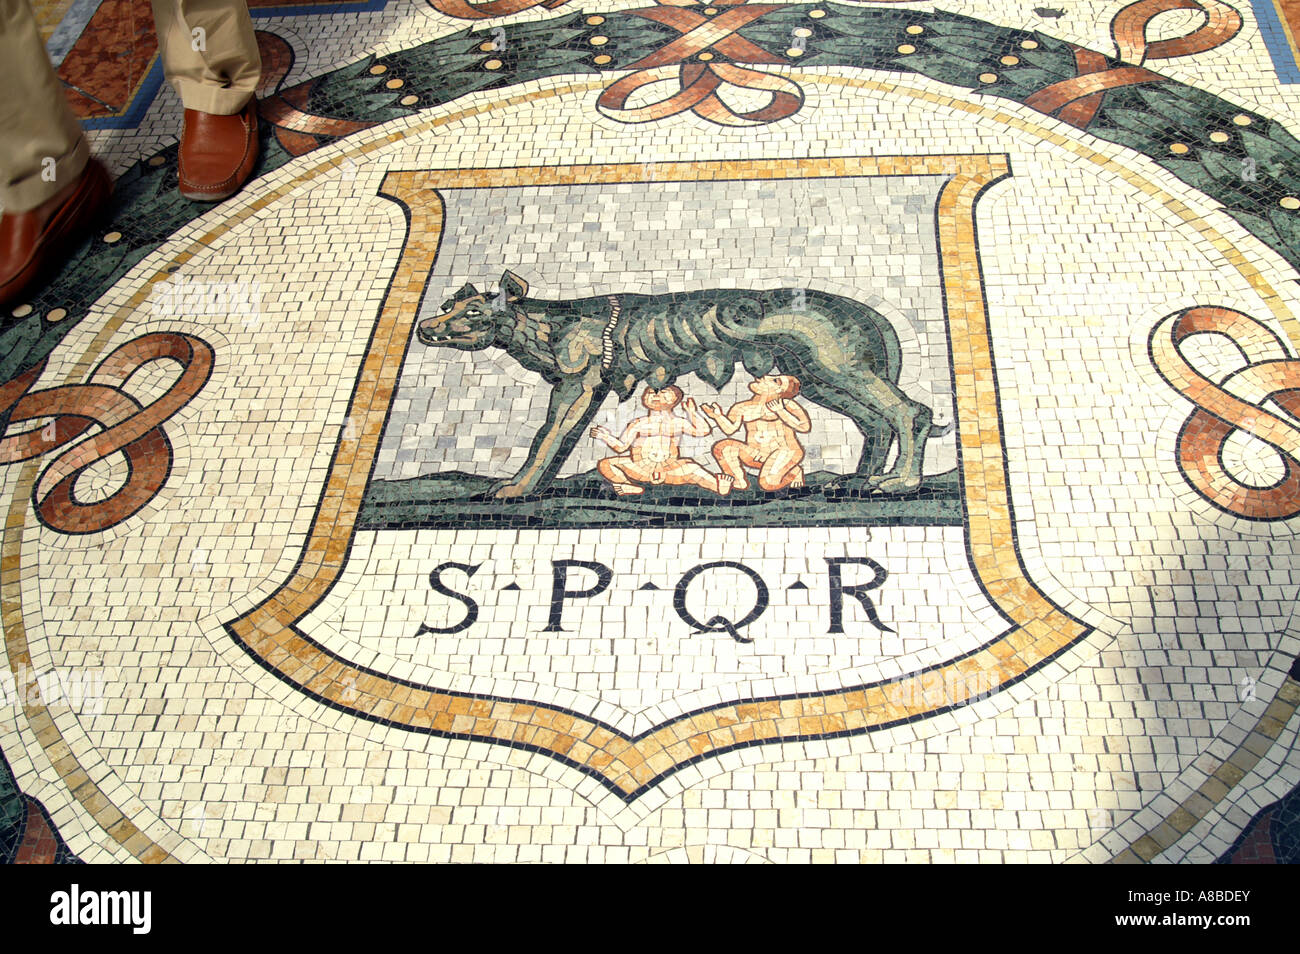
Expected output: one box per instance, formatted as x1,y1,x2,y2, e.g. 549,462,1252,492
225,154,1092,800
8,73,1294,859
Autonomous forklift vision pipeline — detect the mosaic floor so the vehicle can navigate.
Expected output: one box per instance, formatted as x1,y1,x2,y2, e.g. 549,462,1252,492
2,0,1300,865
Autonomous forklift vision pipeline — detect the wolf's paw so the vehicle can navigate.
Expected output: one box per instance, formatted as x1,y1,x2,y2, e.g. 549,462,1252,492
824,474,876,494
492,481,533,499
873,475,922,495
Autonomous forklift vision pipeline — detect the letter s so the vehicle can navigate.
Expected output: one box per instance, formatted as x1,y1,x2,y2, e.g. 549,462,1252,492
416,562,481,635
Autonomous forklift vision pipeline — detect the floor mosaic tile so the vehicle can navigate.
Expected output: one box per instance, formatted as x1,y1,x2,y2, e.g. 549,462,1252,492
3,0,1300,866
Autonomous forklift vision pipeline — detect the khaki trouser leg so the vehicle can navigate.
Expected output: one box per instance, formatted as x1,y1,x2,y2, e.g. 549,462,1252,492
0,0,88,213
151,0,261,115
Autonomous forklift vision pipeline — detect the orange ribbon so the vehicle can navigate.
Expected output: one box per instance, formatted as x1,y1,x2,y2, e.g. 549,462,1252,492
597,1,802,126
1026,0,1241,129
253,31,378,157
0,333,214,534
259,84,379,157
1111,0,1242,63
1149,307,1300,521
598,61,803,125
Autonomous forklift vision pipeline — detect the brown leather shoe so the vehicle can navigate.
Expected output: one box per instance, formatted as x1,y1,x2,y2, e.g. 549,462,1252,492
0,159,112,309
178,100,260,202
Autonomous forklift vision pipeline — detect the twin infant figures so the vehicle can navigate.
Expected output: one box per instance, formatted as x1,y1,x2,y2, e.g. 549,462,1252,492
590,374,810,496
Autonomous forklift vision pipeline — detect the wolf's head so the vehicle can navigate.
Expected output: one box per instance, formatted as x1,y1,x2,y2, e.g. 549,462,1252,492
415,271,528,350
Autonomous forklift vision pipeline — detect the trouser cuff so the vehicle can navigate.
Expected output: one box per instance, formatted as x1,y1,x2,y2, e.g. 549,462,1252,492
1,135,90,214
172,79,253,116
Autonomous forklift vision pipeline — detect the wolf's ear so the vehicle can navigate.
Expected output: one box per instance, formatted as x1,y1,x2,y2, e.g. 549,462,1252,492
500,271,529,301
455,282,479,300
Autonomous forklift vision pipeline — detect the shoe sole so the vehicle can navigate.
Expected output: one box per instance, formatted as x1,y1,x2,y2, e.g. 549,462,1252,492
0,161,113,309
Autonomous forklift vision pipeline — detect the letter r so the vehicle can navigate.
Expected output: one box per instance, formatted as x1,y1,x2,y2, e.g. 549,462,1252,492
827,557,895,633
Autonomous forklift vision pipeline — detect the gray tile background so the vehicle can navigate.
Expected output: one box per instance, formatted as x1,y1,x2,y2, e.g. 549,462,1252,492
374,175,956,481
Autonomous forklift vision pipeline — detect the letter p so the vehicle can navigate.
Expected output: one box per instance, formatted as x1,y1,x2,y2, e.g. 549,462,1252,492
545,560,612,631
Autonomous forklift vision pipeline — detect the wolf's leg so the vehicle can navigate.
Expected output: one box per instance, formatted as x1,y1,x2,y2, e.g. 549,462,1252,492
855,418,894,478
798,379,892,478
498,372,606,498
873,399,932,493
804,371,932,491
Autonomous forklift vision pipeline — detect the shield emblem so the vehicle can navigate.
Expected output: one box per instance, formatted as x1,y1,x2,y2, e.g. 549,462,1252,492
225,155,1091,802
